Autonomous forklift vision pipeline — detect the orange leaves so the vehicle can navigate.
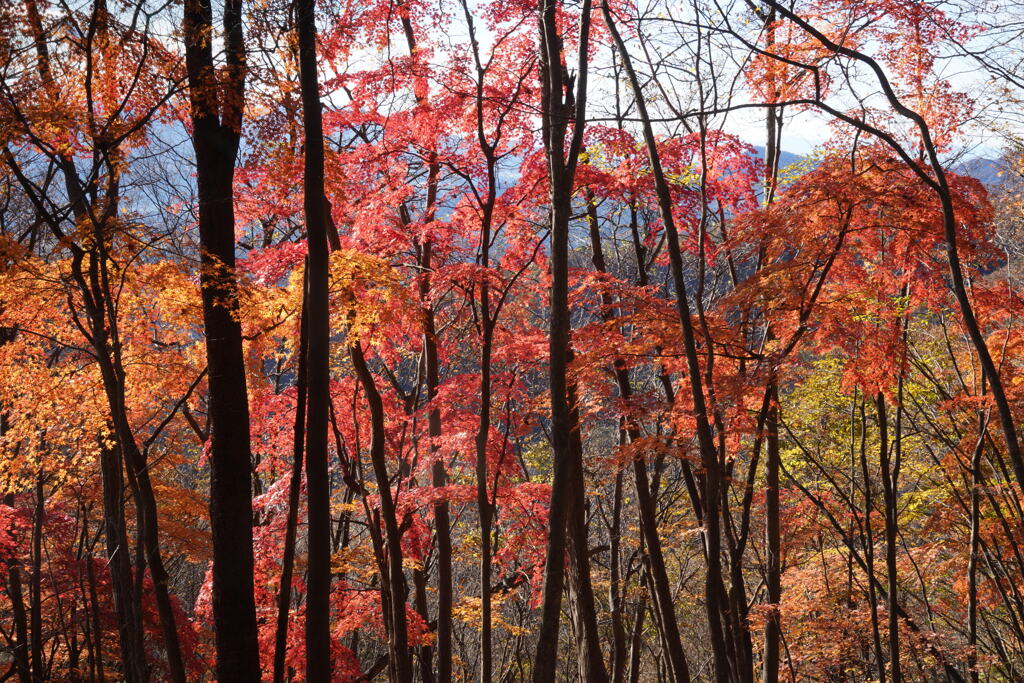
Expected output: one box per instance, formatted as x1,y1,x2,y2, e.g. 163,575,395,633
718,148,998,395
328,247,414,342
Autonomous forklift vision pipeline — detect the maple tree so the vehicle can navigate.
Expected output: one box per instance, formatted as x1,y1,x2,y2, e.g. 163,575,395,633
0,0,1022,680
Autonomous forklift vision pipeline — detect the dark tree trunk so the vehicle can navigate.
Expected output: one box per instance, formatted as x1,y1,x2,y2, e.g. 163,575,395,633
274,266,309,683
532,0,594,676
422,240,453,683
967,380,986,683
602,5,730,679
182,0,260,676
877,393,902,683
84,523,106,683
761,71,783,681
608,465,627,683
351,343,413,682
1,452,30,683
29,478,43,683
763,385,781,683
859,401,886,683
566,387,610,683
477,321,495,682
627,601,646,683
294,0,333,673
99,442,146,682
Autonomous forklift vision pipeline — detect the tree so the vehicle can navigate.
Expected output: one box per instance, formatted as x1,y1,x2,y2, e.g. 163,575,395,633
182,0,261,676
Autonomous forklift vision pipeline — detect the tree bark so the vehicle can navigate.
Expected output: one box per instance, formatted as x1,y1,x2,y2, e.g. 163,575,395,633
877,392,901,683
29,478,43,683
273,266,309,683
421,239,453,682
351,343,413,682
182,0,261,676
602,5,730,679
763,386,781,683
293,0,333,673
859,400,886,683
532,0,595,676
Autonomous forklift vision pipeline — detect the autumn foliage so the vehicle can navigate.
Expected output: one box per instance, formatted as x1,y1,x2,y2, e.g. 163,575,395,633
0,0,1022,680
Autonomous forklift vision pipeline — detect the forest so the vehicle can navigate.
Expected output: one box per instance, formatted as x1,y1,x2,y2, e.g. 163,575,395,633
1,0,1023,679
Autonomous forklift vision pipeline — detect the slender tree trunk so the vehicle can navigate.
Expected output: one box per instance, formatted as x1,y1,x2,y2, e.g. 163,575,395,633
29,477,43,683
411,567,435,683
0,345,29,683
877,392,902,683
294,0,333,673
85,525,105,683
763,385,781,683
532,0,593,675
421,239,453,682
859,401,886,683
627,601,646,683
477,319,495,682
182,0,260,676
761,47,783,680
1,473,30,683
351,343,413,681
602,6,729,679
99,441,146,682
119,437,185,682
608,463,627,683
968,379,987,683
566,392,609,683
474,173,497,680
273,266,309,683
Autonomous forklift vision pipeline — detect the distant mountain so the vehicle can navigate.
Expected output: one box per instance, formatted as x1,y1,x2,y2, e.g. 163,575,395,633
752,146,1006,187
751,145,804,172
955,157,1005,186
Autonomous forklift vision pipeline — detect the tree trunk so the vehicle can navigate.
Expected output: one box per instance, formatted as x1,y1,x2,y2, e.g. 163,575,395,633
477,321,495,682
293,0,333,670
273,266,309,683
602,6,730,679
763,385,781,683
421,238,453,682
1,465,30,683
877,392,901,683
967,380,986,683
859,400,886,683
182,0,261,676
351,343,413,681
30,478,43,683
532,0,594,675
566,388,610,683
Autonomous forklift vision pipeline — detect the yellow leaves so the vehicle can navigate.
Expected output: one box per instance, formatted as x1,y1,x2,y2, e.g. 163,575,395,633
452,596,530,636
332,500,362,516
328,248,412,342
402,557,424,572
518,444,553,483
774,149,824,191
332,545,378,579
239,262,300,347
156,480,212,563
663,165,702,188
